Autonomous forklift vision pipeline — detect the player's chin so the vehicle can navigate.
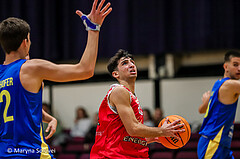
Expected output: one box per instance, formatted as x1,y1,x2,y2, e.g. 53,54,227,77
129,74,137,78
234,74,240,80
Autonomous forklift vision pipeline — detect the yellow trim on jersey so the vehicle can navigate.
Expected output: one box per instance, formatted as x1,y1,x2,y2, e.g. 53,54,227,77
204,99,211,118
204,126,224,159
40,124,51,159
204,91,214,118
213,126,224,143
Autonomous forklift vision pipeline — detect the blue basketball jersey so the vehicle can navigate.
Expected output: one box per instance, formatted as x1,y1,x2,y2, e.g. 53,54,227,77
199,77,237,148
0,59,54,158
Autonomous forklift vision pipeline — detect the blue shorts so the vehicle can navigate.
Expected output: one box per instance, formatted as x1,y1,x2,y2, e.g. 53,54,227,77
197,136,234,159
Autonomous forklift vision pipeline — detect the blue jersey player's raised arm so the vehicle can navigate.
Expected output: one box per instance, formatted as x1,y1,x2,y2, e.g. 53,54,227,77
0,0,112,158
198,50,240,159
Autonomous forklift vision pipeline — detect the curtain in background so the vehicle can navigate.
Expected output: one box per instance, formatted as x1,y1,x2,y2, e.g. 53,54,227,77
0,0,240,62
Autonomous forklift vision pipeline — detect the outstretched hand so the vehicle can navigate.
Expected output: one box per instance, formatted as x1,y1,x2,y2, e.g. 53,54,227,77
160,118,185,140
76,0,112,26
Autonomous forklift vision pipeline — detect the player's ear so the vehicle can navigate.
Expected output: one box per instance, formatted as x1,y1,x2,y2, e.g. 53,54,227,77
223,63,228,70
112,71,119,78
21,39,27,47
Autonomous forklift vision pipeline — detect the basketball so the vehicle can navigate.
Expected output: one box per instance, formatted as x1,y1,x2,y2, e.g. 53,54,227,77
158,115,191,149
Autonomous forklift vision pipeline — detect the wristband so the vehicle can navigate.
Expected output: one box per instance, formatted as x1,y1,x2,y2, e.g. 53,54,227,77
81,14,101,31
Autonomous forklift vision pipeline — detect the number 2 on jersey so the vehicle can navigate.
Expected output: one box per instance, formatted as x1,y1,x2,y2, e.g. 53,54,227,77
0,90,14,123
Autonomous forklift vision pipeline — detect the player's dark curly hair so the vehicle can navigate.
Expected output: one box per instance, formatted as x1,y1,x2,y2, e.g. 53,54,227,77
224,50,240,63
107,49,134,75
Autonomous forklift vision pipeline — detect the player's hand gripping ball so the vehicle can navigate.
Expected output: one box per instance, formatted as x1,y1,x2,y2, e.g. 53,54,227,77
158,115,191,149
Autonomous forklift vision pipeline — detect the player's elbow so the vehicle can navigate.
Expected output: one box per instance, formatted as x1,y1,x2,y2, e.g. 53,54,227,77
78,67,94,79
127,130,137,136
76,63,95,79
84,69,94,78
126,126,139,136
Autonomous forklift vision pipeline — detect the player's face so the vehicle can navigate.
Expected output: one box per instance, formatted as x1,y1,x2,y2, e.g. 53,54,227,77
225,57,240,80
116,57,137,80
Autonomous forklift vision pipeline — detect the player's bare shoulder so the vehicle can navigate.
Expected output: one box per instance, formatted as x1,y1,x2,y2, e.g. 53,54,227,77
22,59,42,69
21,59,39,74
223,79,240,91
109,86,130,104
220,79,240,103
111,85,129,96
21,59,55,75
20,59,46,93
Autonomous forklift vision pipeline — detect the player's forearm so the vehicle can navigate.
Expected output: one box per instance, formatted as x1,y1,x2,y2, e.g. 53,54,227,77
198,102,208,114
42,109,56,123
128,123,164,138
77,31,99,78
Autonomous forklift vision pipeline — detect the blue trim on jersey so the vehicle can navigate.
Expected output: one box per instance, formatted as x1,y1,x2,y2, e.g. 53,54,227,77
0,59,54,158
199,77,237,148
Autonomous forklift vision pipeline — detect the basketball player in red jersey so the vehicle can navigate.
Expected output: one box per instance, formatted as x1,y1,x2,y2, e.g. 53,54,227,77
90,49,185,158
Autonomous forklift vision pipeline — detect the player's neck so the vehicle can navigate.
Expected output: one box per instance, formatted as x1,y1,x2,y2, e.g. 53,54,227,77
4,51,24,65
119,80,135,94
223,71,233,79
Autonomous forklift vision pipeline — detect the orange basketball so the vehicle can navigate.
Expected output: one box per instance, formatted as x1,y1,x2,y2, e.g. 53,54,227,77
158,115,191,149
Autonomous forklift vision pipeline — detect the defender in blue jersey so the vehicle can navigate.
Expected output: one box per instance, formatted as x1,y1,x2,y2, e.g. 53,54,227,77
0,1,112,158
198,51,240,159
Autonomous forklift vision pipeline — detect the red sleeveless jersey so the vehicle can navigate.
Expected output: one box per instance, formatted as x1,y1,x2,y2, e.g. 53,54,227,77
90,84,149,159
